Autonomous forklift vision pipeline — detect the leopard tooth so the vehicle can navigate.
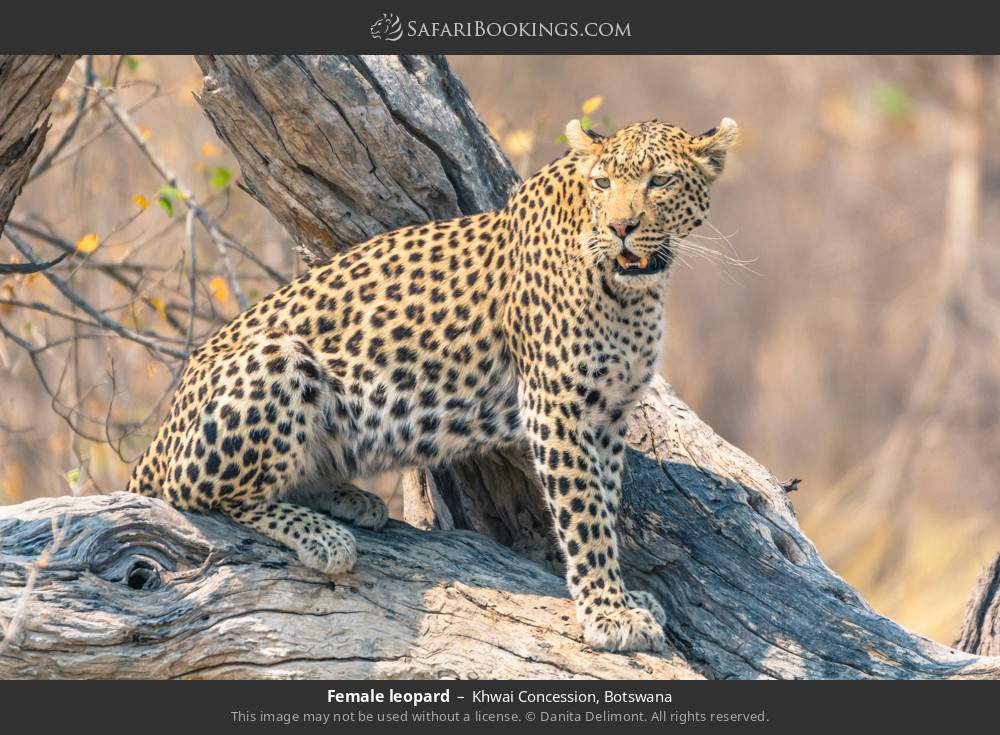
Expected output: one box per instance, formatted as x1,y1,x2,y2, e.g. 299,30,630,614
638,255,649,269
616,254,630,269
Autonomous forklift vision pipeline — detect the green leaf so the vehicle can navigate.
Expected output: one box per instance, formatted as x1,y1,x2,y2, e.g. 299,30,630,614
122,55,140,71
209,167,233,189
157,195,173,217
554,133,568,145
579,115,591,130
157,185,185,201
66,468,80,485
873,83,913,121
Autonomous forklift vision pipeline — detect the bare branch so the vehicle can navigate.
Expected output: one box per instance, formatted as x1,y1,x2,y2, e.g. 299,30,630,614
100,92,248,310
3,228,188,360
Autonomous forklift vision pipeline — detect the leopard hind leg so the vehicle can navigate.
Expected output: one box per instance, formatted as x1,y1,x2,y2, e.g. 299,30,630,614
160,330,358,576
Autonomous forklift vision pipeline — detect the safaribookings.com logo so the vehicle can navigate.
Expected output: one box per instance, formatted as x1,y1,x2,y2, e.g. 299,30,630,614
370,13,404,41
370,14,631,41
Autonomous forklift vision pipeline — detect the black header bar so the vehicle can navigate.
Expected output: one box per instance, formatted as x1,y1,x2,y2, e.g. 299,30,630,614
1,2,997,54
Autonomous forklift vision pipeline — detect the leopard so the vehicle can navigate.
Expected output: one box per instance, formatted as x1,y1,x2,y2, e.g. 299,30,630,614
127,116,739,652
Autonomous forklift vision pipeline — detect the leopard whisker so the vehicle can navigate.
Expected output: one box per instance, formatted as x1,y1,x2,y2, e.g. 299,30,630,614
668,237,759,273
697,220,744,262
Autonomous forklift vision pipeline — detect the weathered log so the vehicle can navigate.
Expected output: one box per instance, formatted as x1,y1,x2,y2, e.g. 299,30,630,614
0,55,77,232
0,493,697,679
956,554,1000,657
2,54,999,680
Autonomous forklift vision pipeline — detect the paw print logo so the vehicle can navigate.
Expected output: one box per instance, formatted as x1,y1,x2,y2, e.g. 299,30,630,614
370,13,404,42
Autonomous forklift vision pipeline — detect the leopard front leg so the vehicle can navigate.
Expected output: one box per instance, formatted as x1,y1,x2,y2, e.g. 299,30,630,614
222,499,357,575
522,396,665,652
591,421,666,629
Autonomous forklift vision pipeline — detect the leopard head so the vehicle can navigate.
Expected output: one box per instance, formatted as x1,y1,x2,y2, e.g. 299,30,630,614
567,118,739,288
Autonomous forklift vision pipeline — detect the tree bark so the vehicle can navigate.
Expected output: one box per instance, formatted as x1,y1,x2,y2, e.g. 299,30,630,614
2,54,999,680
0,493,697,679
956,553,1000,657
0,55,77,232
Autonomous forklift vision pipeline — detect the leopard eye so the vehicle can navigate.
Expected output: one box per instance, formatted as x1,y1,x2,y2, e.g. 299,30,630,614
650,174,677,188
593,177,611,190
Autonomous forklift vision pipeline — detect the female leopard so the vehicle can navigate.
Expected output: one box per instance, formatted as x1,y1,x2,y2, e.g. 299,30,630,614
128,117,739,652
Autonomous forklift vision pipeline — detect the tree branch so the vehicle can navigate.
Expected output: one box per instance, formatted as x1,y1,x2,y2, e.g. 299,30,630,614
0,55,78,232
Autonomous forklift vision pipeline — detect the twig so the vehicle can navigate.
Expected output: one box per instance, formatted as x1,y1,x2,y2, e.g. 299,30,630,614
0,251,69,274
4,219,213,334
3,229,188,360
101,93,249,310
27,56,96,183
184,208,198,354
29,80,162,180
0,513,70,657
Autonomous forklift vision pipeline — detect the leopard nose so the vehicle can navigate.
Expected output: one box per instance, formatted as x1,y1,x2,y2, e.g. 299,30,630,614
608,218,640,240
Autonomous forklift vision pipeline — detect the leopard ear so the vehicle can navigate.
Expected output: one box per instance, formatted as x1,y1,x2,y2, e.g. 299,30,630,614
565,119,603,157
690,117,739,180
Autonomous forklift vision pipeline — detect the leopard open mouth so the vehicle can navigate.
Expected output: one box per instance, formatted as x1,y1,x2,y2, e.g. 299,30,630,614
612,246,670,276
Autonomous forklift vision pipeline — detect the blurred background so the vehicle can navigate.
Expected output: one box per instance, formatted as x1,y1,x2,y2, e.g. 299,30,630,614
1,55,998,645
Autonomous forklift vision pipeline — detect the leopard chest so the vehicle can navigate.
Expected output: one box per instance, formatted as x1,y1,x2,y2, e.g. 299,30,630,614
575,299,664,421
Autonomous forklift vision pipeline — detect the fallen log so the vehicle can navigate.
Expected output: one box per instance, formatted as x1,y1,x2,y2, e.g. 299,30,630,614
0,492,696,679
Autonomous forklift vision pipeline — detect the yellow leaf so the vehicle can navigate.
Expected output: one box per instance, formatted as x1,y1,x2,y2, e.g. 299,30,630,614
0,283,15,315
138,124,152,140
75,233,100,253
201,142,219,157
133,194,149,210
504,129,535,157
581,95,604,116
209,276,230,304
149,297,167,322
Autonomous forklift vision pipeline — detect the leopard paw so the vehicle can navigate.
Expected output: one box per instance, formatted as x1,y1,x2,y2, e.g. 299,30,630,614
291,483,389,531
330,484,389,530
296,528,357,576
582,606,665,653
625,589,666,626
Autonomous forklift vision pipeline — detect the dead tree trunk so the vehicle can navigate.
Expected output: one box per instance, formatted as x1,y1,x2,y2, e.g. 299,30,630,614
0,55,77,232
2,54,999,679
956,553,1000,657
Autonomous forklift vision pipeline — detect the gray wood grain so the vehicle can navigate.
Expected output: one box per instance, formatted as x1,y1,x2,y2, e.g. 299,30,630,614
0,492,697,679
195,55,517,264
0,55,77,231
956,553,1000,657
